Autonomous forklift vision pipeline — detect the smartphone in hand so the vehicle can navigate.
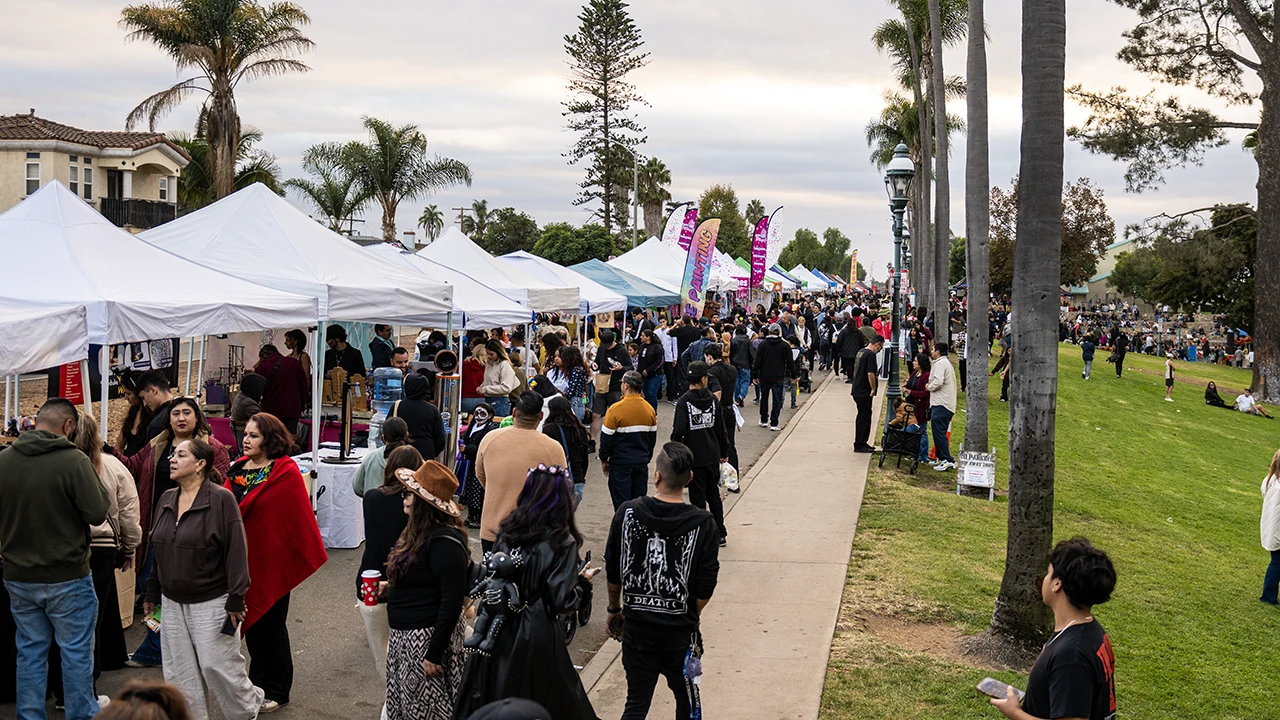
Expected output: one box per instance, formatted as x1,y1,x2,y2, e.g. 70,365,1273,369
220,614,239,636
977,677,1024,702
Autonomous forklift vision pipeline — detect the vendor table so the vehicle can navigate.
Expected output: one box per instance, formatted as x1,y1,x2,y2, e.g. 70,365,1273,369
294,447,367,550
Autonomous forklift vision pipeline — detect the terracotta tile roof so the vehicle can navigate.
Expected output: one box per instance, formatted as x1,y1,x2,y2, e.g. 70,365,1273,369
0,111,190,160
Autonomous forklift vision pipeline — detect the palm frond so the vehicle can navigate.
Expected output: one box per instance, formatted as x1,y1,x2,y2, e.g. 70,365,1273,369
126,77,207,131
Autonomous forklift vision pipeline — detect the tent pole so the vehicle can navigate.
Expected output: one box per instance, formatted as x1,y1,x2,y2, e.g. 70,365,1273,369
312,320,325,467
184,336,194,396
13,374,19,419
4,376,11,430
445,312,453,350
195,336,206,401
99,346,109,442
523,323,532,376
79,360,91,417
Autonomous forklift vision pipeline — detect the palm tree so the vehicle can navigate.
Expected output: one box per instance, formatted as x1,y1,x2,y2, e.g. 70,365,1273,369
342,116,473,243
168,127,284,211
744,199,767,229
989,0,1066,652
928,0,952,344
122,0,313,201
637,158,672,239
419,204,445,242
963,0,990,452
285,142,370,233
460,199,490,240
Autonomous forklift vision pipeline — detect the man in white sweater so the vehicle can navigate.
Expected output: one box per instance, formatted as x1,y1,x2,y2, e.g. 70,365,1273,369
925,342,958,471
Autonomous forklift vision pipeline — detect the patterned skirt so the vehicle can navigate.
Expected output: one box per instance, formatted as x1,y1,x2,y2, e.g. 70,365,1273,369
386,620,467,720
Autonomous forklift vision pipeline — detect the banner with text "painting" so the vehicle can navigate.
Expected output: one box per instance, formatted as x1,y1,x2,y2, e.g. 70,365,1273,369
681,218,721,318
750,215,769,288
676,207,699,252
850,249,858,284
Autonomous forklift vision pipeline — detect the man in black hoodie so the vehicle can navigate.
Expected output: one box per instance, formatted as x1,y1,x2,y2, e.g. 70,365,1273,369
671,361,728,546
605,442,719,720
752,323,797,431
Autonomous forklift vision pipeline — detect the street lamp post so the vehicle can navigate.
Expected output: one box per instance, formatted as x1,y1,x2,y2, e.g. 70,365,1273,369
883,143,915,437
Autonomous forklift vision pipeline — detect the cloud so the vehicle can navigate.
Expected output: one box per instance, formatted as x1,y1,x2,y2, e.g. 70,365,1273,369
0,0,1262,282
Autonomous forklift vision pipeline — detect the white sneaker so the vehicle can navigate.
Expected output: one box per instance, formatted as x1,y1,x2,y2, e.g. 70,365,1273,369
97,696,111,709
934,460,956,471
769,425,780,432
1165,397,1174,402
758,420,768,428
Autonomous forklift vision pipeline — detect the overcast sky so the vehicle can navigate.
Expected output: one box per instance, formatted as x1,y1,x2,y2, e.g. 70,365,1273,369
2,0,1263,281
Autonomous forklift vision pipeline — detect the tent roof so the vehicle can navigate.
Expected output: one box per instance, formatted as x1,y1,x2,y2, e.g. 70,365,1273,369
0,182,317,345
365,245,533,329
140,183,451,324
809,269,838,287
499,252,627,315
0,298,88,375
789,265,832,290
417,228,578,313
569,259,680,308
607,237,683,294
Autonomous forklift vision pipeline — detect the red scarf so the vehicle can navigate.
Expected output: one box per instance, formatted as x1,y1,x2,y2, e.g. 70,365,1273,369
226,457,328,630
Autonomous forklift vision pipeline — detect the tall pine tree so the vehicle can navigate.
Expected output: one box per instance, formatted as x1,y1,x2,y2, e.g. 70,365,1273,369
563,0,649,236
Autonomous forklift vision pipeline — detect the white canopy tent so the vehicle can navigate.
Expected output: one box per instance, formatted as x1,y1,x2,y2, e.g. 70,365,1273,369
789,265,830,290
366,244,533,329
142,183,453,324
498,251,627,315
0,181,319,440
0,300,87,377
417,228,579,313
610,236,738,295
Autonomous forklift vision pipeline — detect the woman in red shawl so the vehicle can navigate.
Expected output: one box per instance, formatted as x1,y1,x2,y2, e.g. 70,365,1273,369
226,413,327,713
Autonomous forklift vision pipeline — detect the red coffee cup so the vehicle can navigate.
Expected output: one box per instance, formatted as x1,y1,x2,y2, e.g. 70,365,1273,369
361,570,381,607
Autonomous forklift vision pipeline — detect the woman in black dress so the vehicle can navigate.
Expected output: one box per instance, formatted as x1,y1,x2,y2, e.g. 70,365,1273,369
458,404,500,530
541,397,590,508
452,465,600,720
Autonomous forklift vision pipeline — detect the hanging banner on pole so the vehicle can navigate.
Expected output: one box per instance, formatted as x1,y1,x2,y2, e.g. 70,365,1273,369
750,215,770,288
676,207,699,252
660,205,688,250
680,219,721,318
850,248,859,284
765,206,785,269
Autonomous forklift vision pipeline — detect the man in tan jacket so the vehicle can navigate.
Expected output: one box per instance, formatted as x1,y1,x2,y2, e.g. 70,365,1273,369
475,391,567,553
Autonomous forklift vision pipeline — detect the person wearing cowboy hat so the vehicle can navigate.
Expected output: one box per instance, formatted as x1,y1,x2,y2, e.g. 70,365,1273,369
383,461,470,720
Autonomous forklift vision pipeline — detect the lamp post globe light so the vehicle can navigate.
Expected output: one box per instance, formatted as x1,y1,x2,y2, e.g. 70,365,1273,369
883,143,915,437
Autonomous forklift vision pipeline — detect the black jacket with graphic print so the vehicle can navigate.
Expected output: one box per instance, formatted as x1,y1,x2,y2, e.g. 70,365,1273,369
605,496,720,633
671,387,726,468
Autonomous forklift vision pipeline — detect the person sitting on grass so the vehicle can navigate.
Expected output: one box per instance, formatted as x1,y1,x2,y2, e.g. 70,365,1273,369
1205,381,1230,409
990,537,1117,720
1236,388,1275,418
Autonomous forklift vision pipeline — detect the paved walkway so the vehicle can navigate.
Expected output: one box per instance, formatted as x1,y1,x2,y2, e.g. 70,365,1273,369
581,371,882,719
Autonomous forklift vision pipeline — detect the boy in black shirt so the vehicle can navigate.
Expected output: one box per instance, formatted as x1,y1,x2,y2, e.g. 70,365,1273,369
992,537,1117,720
672,361,729,545
605,443,720,720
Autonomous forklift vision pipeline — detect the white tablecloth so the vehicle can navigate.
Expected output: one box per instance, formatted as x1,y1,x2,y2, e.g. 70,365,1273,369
294,448,367,549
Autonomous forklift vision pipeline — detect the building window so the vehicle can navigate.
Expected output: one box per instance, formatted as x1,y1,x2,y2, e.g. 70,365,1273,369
83,157,92,165
82,167,93,200
159,176,168,201
69,166,79,194
25,152,39,159
70,155,78,163
25,161,39,196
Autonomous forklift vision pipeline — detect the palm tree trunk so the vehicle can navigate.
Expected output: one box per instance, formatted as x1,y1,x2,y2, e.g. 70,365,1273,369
906,18,933,313
381,195,398,243
989,0,1065,650
207,91,240,200
1252,70,1280,402
964,0,990,451
929,0,951,345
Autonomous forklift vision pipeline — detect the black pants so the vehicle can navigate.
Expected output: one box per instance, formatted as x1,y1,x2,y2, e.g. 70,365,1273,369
722,413,739,472
686,464,725,539
664,362,679,401
1000,371,1010,401
759,381,784,427
841,356,856,380
247,592,293,704
853,395,873,448
959,358,967,393
481,539,494,554
1115,353,1125,377
609,463,650,512
621,628,695,720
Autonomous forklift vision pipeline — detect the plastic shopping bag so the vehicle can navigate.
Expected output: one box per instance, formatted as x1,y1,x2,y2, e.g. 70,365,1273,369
719,461,740,493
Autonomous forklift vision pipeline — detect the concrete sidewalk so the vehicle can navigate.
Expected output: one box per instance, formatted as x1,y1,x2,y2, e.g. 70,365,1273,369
582,371,883,719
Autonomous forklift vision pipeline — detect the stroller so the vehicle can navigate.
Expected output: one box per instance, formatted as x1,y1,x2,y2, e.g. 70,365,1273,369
797,364,812,393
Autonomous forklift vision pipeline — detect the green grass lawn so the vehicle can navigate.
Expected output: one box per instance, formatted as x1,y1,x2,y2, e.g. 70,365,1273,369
821,345,1280,720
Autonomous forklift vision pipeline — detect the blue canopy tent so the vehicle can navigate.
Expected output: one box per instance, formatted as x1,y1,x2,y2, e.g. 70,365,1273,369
770,265,806,288
570,259,681,308
810,269,839,288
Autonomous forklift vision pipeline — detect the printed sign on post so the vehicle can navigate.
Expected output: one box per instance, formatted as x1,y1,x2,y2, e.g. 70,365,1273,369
957,449,997,501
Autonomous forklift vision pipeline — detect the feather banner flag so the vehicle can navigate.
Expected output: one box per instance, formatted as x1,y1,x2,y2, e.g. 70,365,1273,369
765,206,785,268
850,248,858,283
660,205,689,250
680,218,721,318
676,207,699,252
750,215,770,288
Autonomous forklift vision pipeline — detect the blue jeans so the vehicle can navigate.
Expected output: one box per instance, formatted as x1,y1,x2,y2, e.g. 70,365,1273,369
735,368,751,402
759,381,784,427
608,463,649,511
1263,550,1280,604
930,406,954,463
906,423,930,461
461,397,484,414
6,576,99,720
487,396,511,417
130,549,163,666
643,375,662,410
